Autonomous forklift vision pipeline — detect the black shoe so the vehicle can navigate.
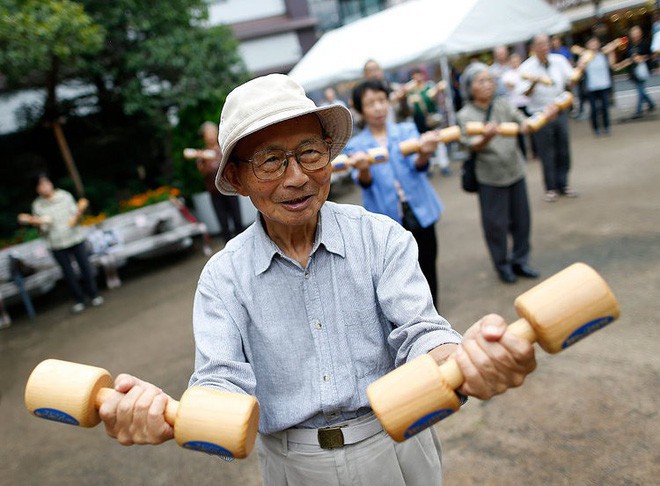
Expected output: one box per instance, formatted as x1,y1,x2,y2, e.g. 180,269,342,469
512,263,540,279
498,268,518,284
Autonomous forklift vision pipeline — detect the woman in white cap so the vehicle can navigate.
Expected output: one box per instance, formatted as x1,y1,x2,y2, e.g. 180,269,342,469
98,74,536,486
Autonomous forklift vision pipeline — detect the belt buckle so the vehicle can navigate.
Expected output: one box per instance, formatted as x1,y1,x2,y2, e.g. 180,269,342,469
318,426,344,449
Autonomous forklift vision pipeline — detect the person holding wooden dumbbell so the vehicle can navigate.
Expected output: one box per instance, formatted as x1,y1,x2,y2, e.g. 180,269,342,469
347,78,445,308
91,73,537,485
578,36,616,137
17,173,103,314
612,25,656,119
519,33,578,203
183,121,244,244
457,62,539,284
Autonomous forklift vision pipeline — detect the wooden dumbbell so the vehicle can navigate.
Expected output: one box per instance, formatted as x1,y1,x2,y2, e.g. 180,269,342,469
366,262,620,442
399,126,461,156
183,148,217,160
331,147,388,172
464,122,520,137
527,92,574,132
25,359,259,459
69,198,89,227
521,73,554,86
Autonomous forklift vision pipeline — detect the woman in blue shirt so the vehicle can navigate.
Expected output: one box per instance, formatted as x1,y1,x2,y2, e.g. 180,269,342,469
346,79,443,307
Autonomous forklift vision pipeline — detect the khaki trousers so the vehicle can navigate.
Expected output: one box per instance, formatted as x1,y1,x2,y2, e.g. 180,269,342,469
257,426,443,486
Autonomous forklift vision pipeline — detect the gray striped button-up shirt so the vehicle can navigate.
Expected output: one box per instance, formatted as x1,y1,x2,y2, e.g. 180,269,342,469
190,201,462,434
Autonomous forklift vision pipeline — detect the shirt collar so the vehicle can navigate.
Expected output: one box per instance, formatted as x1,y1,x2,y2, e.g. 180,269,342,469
251,203,346,275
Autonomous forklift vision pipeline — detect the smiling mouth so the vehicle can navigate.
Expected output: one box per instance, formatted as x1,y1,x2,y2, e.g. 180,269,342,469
282,195,311,205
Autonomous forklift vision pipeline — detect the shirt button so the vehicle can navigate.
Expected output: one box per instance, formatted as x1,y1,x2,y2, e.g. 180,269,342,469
323,374,331,382
304,272,310,280
314,321,322,330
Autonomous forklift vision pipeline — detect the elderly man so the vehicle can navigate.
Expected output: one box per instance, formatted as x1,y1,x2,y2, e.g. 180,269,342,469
98,74,536,486
519,33,576,203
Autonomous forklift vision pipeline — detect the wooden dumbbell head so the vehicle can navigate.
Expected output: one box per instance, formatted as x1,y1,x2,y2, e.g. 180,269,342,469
399,139,421,156
331,154,350,171
514,262,620,354
554,91,574,111
183,148,198,159
527,112,548,132
436,125,461,144
175,387,259,458
497,122,519,136
465,121,485,136
331,147,389,171
368,147,388,164
570,68,584,83
366,353,460,442
25,359,113,427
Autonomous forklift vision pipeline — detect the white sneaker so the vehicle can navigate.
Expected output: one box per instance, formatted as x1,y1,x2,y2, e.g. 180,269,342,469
71,303,86,314
90,296,104,307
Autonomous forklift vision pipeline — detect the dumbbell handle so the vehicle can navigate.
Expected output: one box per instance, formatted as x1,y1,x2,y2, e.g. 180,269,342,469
464,121,520,137
436,318,537,390
331,147,388,171
95,387,179,425
399,126,461,156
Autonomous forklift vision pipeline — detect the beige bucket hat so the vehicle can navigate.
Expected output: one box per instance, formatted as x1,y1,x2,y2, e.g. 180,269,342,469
215,74,353,195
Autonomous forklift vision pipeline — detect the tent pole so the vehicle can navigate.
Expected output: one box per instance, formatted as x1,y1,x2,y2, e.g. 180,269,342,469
440,55,456,127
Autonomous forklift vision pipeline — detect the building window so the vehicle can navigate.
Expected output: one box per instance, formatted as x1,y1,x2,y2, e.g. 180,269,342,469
338,0,386,25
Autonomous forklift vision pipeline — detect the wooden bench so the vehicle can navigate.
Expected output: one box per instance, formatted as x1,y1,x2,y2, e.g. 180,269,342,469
87,198,211,288
0,239,63,326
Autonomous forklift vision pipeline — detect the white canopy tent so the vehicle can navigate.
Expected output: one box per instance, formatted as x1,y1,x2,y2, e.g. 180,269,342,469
289,0,570,122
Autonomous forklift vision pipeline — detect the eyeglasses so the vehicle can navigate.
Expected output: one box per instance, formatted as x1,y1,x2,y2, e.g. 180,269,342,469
240,139,334,181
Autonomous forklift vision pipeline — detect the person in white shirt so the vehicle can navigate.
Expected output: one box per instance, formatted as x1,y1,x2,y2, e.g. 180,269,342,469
580,36,614,136
489,45,511,98
502,52,533,160
519,34,577,203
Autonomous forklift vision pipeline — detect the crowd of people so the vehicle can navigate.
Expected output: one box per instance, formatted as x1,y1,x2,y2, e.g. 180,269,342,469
324,24,657,286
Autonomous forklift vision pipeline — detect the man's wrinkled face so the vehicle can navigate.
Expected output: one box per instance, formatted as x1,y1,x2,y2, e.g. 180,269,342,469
223,114,332,233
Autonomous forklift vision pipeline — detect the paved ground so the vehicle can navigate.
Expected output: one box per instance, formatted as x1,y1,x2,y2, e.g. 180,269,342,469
1,92,659,485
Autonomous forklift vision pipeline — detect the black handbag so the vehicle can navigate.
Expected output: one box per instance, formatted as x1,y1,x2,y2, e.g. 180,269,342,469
461,154,479,193
461,102,493,194
401,200,423,231
394,179,423,231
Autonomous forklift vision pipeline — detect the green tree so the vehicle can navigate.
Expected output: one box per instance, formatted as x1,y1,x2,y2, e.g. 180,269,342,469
1,0,249,231
0,0,104,197
76,0,249,193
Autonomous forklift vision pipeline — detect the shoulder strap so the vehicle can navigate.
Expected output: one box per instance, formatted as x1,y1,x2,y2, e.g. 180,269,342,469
485,102,494,123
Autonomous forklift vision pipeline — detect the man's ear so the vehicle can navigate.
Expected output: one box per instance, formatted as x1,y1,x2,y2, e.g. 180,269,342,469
223,163,248,197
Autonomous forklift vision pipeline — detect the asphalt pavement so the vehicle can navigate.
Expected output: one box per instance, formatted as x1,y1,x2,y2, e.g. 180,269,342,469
1,82,658,486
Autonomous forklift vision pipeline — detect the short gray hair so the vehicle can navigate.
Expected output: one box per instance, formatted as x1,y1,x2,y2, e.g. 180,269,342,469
460,62,490,102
